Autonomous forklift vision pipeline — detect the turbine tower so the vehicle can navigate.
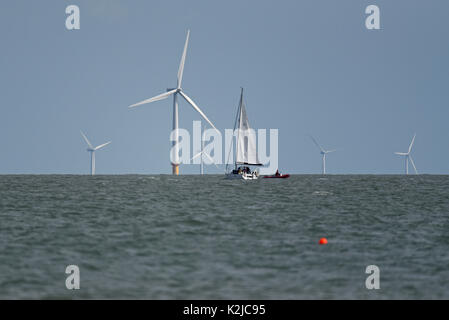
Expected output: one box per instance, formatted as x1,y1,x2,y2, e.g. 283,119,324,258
196,121,205,175
128,30,218,175
80,131,111,175
309,135,337,175
395,133,418,175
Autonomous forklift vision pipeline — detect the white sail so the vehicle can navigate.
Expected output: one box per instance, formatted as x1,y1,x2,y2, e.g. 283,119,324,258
235,90,261,166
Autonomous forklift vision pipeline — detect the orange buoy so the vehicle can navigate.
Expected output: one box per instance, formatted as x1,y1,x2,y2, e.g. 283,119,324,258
319,238,328,245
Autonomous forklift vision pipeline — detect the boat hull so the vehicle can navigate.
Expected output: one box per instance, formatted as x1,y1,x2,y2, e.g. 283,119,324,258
225,172,259,180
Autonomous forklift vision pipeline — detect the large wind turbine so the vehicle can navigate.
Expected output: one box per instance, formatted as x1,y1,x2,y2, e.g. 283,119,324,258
128,30,218,175
395,133,418,175
80,131,111,175
309,135,336,175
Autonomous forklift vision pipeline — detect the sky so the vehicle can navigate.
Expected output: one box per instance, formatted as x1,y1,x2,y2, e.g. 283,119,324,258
0,0,448,174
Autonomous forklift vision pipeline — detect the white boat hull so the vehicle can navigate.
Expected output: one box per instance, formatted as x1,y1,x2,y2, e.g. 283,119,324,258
225,172,259,180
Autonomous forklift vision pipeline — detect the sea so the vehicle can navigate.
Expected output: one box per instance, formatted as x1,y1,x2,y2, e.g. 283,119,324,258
1,174,448,299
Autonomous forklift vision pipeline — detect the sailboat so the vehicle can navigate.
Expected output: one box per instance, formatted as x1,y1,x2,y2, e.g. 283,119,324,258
225,88,262,180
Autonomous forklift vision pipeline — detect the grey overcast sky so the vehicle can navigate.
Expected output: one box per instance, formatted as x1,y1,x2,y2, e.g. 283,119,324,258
0,0,448,174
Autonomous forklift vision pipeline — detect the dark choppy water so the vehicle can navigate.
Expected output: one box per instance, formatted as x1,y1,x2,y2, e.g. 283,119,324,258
1,175,449,299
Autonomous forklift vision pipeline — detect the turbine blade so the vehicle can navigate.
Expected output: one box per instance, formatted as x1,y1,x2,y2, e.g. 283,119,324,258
308,135,325,153
203,151,221,170
395,152,408,156
326,149,337,154
128,89,177,109
177,30,190,89
408,133,416,153
179,91,218,132
409,155,418,174
80,131,93,149
190,151,202,161
94,141,111,150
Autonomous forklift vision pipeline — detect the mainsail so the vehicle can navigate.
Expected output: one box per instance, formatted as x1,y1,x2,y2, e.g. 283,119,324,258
235,88,262,166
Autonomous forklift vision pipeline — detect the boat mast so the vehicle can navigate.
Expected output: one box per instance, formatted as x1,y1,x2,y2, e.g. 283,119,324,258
226,88,243,172
235,88,243,170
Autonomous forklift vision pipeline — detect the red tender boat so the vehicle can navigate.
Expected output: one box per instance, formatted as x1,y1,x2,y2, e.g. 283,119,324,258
263,174,290,179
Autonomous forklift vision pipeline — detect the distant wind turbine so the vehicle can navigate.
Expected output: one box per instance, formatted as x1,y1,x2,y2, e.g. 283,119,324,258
190,149,221,174
395,133,418,175
190,121,221,174
309,135,337,175
128,30,218,175
80,131,111,175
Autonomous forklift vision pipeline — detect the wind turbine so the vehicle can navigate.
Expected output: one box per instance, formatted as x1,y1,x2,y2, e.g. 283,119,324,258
128,30,218,175
190,122,220,174
80,131,111,175
191,148,221,174
395,133,418,175
309,135,337,175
